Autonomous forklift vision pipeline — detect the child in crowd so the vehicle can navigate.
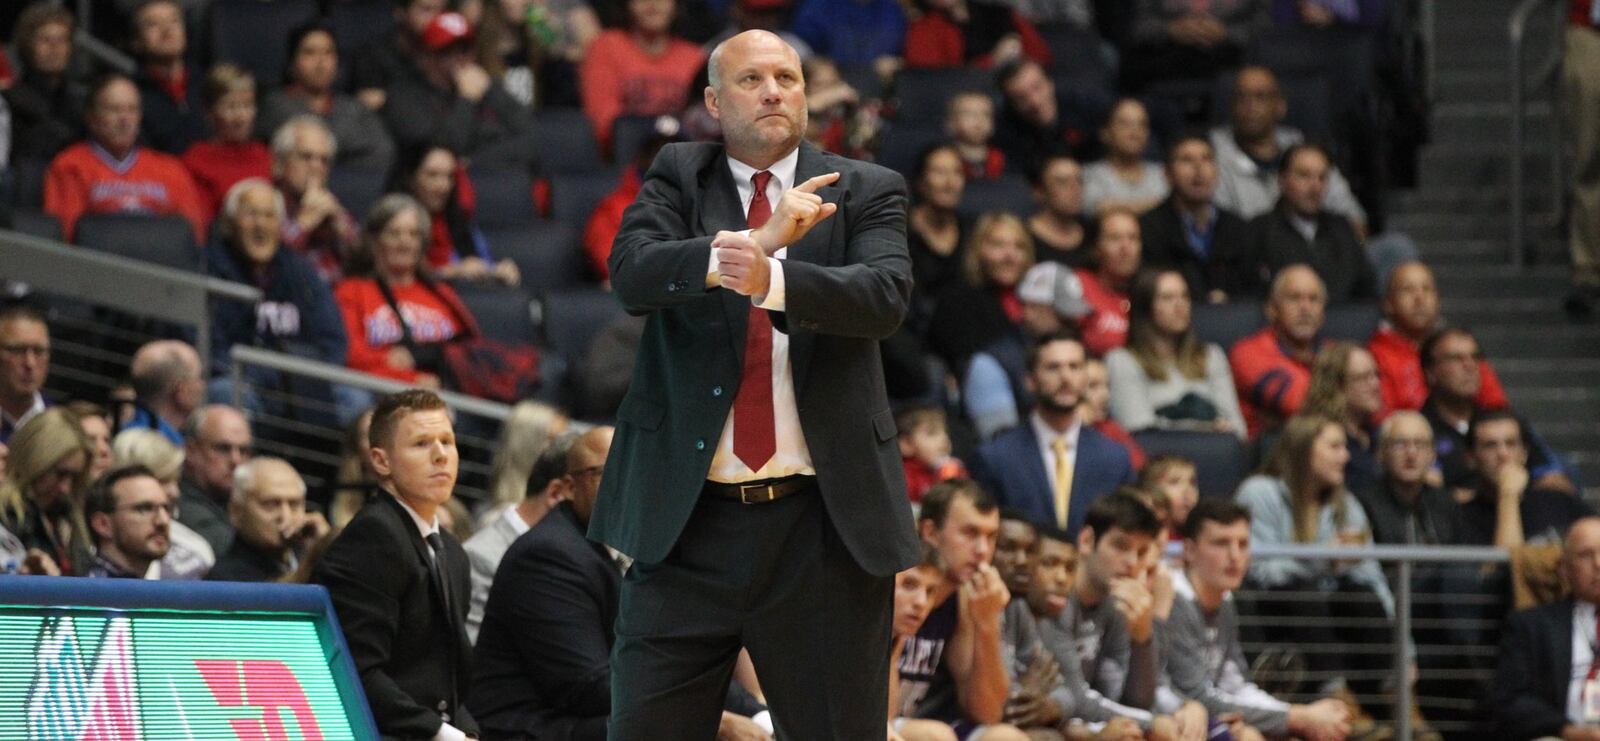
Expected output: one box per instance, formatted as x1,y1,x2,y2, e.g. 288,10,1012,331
1138,455,1201,542
897,406,967,503
945,91,1005,181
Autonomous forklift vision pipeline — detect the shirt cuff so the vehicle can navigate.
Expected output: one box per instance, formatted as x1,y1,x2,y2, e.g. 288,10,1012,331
432,722,468,741
706,241,722,288
751,710,774,735
753,257,785,311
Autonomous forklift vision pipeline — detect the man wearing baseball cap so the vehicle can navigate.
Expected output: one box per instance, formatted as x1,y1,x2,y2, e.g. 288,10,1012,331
383,11,537,173
964,262,1090,438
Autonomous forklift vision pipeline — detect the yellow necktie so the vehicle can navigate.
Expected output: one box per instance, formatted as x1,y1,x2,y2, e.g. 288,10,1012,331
1052,437,1073,529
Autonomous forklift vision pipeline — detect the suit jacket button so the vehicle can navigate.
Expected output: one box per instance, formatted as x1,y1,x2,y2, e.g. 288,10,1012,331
666,283,678,293
437,701,448,712
712,386,723,397
695,439,706,451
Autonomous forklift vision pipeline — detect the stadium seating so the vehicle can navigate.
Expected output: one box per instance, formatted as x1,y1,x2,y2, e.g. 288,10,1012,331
483,220,586,294
1132,429,1251,499
532,108,605,176
74,213,201,272
208,0,320,85
468,167,538,228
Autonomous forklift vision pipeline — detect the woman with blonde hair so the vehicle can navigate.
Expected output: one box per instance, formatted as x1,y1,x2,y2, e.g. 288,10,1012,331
1105,268,1245,438
927,211,1035,373
112,428,215,579
0,408,94,575
1235,413,1394,718
1300,342,1386,496
485,401,571,515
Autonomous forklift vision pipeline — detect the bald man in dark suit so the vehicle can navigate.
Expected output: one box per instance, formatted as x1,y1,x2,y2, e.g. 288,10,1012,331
589,29,921,741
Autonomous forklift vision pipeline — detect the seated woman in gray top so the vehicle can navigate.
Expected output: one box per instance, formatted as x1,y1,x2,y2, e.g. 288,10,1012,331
1234,414,1396,719
1105,268,1247,438
1080,98,1168,217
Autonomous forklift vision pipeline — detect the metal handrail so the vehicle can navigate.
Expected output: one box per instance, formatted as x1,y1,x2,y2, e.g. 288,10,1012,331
0,228,261,368
1509,0,1565,267
1171,542,1511,741
228,345,514,421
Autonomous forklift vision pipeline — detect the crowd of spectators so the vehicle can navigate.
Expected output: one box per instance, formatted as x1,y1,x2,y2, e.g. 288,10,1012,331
0,0,1593,738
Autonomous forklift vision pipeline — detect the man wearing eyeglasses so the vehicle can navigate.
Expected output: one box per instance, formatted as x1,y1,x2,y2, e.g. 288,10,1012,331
0,304,51,444
84,464,173,579
179,403,254,555
1352,411,1461,547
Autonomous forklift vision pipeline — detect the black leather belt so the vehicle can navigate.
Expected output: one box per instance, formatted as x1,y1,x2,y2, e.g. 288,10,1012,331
703,475,816,504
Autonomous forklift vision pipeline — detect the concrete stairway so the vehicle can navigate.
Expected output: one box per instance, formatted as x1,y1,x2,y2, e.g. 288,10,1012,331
1384,0,1600,498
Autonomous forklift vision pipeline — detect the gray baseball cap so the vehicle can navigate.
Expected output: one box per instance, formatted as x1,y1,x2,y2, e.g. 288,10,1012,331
1016,262,1091,320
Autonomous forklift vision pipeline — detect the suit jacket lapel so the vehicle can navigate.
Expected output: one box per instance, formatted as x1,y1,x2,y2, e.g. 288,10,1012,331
700,152,752,364
379,494,455,629
1557,601,1576,704
784,143,840,395
1019,425,1055,525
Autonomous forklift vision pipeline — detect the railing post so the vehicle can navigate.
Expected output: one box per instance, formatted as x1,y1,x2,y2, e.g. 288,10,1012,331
230,352,244,411
1510,1,1530,267
1393,559,1413,741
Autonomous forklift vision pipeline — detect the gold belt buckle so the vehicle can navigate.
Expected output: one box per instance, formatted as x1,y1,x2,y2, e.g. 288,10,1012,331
739,482,775,504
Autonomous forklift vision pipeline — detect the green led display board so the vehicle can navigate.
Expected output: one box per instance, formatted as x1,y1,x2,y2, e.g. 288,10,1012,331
0,580,377,741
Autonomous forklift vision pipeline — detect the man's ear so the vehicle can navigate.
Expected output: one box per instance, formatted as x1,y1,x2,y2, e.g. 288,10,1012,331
918,518,938,547
90,512,113,543
704,86,720,121
1077,526,1096,556
369,445,391,480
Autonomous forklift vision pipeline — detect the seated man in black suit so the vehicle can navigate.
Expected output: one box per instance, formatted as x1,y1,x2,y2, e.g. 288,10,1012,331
1138,133,1255,304
1244,144,1377,303
206,457,329,582
1495,517,1600,740
473,425,770,740
312,389,478,741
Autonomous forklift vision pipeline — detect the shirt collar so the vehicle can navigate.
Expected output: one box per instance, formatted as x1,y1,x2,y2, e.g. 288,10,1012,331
1030,412,1080,450
388,490,440,540
502,503,531,537
727,146,801,196
2,393,46,428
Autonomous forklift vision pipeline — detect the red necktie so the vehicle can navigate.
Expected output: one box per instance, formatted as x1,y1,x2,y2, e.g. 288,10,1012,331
733,171,776,472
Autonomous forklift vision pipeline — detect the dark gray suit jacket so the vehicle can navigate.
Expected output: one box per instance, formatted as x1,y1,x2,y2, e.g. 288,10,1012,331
589,140,921,577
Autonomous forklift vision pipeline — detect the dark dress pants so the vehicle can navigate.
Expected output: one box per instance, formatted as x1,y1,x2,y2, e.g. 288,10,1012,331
608,486,894,740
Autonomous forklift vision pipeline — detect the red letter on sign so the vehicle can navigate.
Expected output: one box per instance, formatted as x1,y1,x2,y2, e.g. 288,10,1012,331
196,659,325,741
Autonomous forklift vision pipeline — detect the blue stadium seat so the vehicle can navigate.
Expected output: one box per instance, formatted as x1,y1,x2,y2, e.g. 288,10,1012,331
956,175,1036,221
1323,301,1381,343
875,126,946,179
893,68,995,125
9,210,62,242
1038,24,1114,90
483,220,585,294
550,171,620,231
74,213,200,272
209,0,320,85
835,62,886,101
533,108,605,175
9,157,48,209
327,166,387,224
452,283,538,345
539,287,626,367
1193,301,1266,351
468,167,537,228
611,116,662,166
1132,430,1251,498
329,0,395,87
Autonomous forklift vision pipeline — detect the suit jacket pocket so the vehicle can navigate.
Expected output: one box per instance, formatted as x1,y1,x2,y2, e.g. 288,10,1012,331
871,408,896,443
617,395,666,431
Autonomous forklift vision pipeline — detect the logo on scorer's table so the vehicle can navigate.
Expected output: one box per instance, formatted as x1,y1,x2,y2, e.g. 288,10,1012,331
23,616,326,740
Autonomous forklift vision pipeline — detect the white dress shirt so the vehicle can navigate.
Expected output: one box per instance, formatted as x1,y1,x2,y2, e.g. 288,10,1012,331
1030,412,1080,495
389,492,469,741
705,146,816,483
1,392,46,436
1569,600,1599,724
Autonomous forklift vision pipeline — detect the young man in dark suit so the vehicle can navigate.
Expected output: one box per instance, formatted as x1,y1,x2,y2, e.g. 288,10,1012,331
973,331,1135,536
1495,517,1600,740
313,390,477,740
591,29,921,740
1138,133,1256,303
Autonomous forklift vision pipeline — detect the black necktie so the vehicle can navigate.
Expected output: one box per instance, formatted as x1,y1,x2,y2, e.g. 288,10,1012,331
425,532,452,614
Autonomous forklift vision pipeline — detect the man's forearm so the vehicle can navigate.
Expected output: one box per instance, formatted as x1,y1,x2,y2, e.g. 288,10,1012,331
958,624,1011,723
